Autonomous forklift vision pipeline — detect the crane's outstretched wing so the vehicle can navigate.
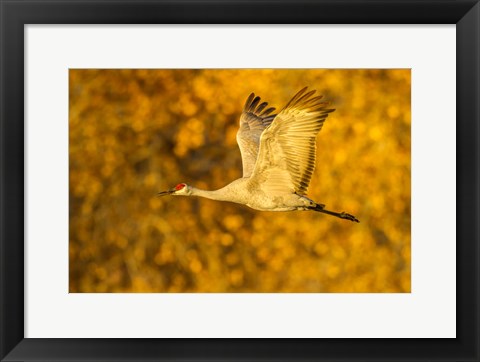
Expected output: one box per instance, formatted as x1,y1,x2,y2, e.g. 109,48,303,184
250,87,335,195
236,93,276,177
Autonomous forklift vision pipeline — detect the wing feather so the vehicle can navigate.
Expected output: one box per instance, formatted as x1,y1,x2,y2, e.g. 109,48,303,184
236,93,277,177
250,87,335,195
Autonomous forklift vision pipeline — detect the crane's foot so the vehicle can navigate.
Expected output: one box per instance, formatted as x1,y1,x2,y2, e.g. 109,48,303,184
339,212,359,223
309,206,360,223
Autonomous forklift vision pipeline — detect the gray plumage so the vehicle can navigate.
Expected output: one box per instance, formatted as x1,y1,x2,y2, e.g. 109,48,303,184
158,87,359,222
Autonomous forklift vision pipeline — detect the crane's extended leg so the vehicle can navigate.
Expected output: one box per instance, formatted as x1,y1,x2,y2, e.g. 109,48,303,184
309,204,359,223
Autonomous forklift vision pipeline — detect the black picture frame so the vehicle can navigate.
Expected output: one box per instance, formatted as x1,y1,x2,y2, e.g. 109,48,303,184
1,1,479,361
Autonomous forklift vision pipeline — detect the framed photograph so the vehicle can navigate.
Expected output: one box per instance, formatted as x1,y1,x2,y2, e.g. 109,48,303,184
1,1,478,361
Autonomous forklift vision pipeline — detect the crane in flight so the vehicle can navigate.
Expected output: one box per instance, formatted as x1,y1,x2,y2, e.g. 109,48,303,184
158,87,359,222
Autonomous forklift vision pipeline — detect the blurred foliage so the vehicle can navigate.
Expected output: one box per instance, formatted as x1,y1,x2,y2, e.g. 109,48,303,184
69,69,410,293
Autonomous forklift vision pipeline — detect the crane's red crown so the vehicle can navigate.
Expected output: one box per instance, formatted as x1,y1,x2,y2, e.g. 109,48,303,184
175,183,186,191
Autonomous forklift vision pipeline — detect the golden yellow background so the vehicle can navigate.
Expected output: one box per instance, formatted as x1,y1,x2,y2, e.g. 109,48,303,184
69,69,411,293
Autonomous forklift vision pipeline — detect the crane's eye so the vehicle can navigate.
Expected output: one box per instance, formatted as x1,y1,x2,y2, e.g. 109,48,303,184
175,183,186,191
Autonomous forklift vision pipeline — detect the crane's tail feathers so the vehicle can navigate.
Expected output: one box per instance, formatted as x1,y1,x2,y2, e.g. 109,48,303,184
309,204,359,223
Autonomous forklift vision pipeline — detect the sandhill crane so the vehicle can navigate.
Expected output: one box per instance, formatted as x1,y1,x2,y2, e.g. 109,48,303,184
158,87,359,222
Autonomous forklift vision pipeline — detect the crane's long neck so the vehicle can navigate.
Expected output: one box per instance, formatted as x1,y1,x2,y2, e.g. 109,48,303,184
189,186,230,202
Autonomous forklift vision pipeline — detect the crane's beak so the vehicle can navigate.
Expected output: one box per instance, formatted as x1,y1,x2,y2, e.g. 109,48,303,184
156,188,175,197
